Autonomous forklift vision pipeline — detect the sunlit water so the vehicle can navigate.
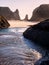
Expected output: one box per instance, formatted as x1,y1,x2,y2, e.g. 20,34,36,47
0,27,48,65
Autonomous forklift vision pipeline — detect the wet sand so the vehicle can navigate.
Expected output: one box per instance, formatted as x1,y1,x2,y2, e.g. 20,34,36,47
8,20,38,28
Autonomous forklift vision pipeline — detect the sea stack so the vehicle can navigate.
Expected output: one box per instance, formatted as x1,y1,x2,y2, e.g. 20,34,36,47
24,14,28,21
30,4,49,21
14,9,20,20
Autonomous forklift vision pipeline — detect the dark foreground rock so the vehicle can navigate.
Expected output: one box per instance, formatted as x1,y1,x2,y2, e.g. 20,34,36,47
0,16,10,28
23,19,49,49
35,57,49,65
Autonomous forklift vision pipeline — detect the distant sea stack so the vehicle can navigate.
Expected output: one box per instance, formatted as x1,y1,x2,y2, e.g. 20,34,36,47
14,9,20,20
0,7,20,20
30,4,49,21
24,14,28,21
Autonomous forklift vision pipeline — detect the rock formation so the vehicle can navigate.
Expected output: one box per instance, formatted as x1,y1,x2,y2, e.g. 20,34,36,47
14,9,20,20
0,16,10,28
35,56,49,65
23,19,49,49
0,7,20,20
30,4,49,21
24,14,28,21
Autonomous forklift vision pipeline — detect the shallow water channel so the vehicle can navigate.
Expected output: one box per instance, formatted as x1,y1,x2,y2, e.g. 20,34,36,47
0,27,48,65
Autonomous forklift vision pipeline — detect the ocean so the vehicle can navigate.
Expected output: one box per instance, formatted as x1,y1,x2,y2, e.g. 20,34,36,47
0,21,48,65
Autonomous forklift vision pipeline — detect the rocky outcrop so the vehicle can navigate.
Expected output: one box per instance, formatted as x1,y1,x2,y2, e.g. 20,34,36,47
0,7,20,20
24,14,28,21
30,4,49,21
0,16,10,28
23,19,49,49
35,56,49,65
14,9,20,20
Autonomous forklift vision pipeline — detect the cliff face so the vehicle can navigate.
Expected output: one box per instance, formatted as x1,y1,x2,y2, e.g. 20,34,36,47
0,7,20,20
30,4,49,21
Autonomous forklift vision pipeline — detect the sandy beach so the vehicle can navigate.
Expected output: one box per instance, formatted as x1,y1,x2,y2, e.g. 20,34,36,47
8,20,38,28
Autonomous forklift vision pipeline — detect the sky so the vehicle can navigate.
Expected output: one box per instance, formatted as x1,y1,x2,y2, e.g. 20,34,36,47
0,0,49,19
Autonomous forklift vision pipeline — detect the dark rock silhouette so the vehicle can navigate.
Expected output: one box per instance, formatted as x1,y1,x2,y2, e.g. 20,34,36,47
0,16,10,28
30,4,49,21
0,7,20,20
23,19,49,49
24,14,28,21
35,57,49,65
14,9,20,20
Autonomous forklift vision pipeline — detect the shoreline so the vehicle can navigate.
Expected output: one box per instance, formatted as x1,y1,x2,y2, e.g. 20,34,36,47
8,20,39,28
